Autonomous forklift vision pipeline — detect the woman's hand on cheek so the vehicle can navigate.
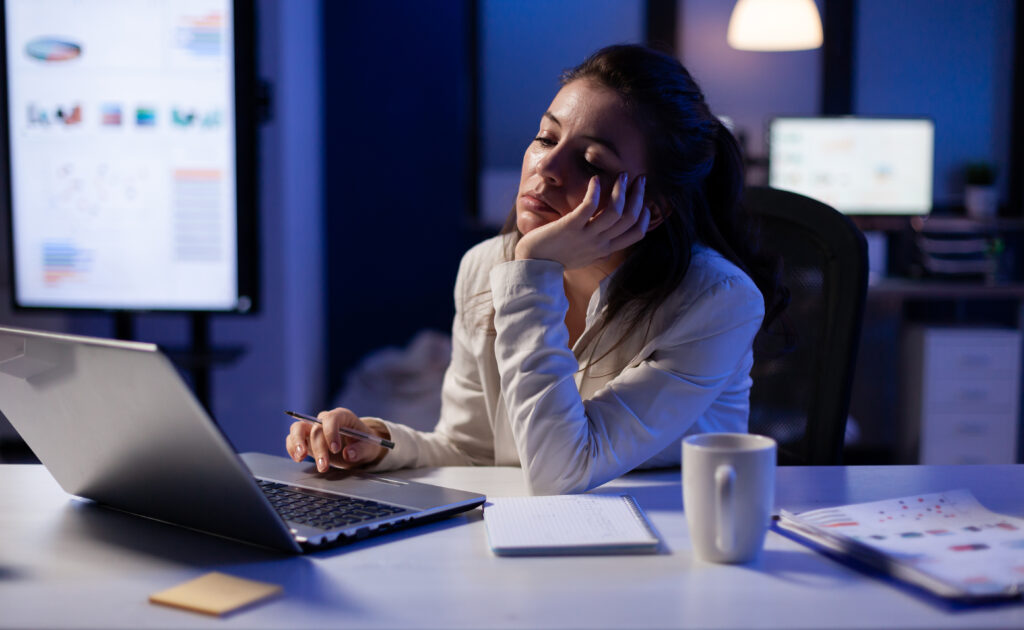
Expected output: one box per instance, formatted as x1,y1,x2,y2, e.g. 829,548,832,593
514,173,650,269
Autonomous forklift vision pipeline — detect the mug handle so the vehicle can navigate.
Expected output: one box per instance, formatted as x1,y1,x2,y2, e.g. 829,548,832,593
714,464,736,554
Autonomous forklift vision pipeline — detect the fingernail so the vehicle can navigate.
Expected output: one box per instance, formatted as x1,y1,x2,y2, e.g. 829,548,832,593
346,447,358,460
330,440,340,453
317,457,325,470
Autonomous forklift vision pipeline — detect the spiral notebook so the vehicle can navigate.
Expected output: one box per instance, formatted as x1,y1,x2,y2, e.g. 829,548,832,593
483,494,661,556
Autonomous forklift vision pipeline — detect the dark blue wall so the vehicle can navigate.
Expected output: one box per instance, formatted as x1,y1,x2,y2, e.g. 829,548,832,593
322,1,477,394
855,0,1015,207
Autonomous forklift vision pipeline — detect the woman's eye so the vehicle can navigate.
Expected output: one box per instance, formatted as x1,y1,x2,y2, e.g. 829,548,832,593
583,160,605,176
533,136,556,147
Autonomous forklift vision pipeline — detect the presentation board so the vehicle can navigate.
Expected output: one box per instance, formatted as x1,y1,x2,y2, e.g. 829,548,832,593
768,117,934,216
2,0,257,312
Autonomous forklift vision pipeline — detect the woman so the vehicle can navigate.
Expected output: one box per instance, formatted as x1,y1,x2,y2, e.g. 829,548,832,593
287,44,785,494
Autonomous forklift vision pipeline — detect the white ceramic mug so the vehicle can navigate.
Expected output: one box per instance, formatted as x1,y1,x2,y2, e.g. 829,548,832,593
682,433,776,563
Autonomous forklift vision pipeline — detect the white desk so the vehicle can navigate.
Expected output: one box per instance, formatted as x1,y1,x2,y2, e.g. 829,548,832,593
1,462,1022,629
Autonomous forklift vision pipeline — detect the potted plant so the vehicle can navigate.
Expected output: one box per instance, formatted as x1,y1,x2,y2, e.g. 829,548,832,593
964,161,998,219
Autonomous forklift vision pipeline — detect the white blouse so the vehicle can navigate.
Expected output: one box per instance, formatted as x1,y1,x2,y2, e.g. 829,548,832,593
368,234,765,494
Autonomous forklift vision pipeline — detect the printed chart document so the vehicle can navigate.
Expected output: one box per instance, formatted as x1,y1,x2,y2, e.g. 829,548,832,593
776,489,1024,601
484,494,661,556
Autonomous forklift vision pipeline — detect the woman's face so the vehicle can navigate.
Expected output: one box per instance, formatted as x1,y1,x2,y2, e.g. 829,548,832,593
516,79,648,235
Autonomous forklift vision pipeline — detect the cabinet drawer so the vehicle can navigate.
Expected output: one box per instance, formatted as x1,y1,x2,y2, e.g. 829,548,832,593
920,413,1019,465
924,341,1021,382
920,411,1017,437
923,378,1019,414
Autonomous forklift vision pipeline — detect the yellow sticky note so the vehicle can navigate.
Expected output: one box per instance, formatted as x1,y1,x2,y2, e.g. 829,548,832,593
149,572,282,616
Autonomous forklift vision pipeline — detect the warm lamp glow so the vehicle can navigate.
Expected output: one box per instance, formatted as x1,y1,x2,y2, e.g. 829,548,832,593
727,0,823,51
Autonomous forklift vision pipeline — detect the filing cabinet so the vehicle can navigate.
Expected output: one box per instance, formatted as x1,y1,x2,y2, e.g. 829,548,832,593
901,327,1021,464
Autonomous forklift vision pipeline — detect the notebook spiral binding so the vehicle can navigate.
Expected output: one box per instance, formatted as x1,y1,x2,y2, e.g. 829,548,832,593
621,495,662,544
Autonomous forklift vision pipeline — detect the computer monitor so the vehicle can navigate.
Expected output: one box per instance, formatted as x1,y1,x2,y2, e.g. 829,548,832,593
768,117,934,216
1,0,258,312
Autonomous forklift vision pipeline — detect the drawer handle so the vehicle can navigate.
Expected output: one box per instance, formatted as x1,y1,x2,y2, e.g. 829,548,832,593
954,423,987,436
959,355,992,368
958,388,989,402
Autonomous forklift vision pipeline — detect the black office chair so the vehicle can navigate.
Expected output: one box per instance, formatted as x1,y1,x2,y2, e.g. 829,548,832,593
744,186,868,465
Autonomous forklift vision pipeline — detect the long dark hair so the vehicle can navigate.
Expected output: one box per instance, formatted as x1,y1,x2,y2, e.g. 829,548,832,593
499,44,787,348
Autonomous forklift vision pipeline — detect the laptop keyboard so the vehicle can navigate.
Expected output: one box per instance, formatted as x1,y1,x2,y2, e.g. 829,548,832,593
258,480,408,531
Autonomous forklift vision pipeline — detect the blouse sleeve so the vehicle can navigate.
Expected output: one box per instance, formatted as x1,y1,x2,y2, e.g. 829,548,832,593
489,258,764,495
367,251,495,471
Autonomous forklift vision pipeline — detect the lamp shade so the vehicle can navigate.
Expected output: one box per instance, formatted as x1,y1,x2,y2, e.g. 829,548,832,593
727,0,823,51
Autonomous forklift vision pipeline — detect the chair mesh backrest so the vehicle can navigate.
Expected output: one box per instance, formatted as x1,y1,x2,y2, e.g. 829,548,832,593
744,187,868,465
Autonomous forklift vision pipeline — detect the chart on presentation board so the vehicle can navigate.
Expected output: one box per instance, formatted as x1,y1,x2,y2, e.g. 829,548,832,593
4,0,243,310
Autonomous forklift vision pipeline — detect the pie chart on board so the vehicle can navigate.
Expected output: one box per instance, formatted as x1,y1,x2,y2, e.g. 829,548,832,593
25,37,82,62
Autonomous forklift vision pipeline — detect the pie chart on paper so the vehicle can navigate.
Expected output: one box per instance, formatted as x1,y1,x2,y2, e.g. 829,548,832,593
25,37,82,62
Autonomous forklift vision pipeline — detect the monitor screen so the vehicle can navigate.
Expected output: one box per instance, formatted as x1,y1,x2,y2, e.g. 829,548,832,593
2,0,256,312
768,117,934,216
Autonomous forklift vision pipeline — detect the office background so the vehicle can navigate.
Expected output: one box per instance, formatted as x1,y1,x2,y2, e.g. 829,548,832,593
0,0,1019,462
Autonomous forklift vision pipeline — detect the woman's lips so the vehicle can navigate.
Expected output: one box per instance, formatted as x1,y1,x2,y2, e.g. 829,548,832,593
519,194,559,215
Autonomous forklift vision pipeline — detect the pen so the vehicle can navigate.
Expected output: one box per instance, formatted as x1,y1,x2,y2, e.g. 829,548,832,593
285,410,395,450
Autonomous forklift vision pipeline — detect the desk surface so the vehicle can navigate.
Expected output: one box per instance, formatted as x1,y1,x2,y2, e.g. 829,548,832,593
2,462,1023,629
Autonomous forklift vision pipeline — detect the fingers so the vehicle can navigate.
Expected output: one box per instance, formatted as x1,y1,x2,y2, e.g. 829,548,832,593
595,174,645,238
339,432,381,467
286,421,312,462
585,172,621,231
608,205,652,251
568,176,601,226
318,408,359,455
622,175,646,231
286,408,387,473
319,408,386,470
307,423,332,472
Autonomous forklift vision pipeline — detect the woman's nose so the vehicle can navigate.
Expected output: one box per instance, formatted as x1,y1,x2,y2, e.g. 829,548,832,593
536,147,565,186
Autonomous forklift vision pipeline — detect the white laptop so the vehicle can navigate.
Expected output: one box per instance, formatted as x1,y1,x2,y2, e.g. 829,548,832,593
0,326,484,553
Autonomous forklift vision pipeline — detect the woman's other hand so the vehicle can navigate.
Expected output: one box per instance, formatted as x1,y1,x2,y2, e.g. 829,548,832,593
285,407,390,472
514,173,650,268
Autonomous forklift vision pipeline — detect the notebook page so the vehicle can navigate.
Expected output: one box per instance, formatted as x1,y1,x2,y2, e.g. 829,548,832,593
484,494,658,551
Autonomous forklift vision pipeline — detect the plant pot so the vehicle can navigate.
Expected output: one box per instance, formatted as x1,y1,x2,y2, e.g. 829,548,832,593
965,185,998,220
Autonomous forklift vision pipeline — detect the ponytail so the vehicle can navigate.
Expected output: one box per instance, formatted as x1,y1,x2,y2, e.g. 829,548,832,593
697,123,788,332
